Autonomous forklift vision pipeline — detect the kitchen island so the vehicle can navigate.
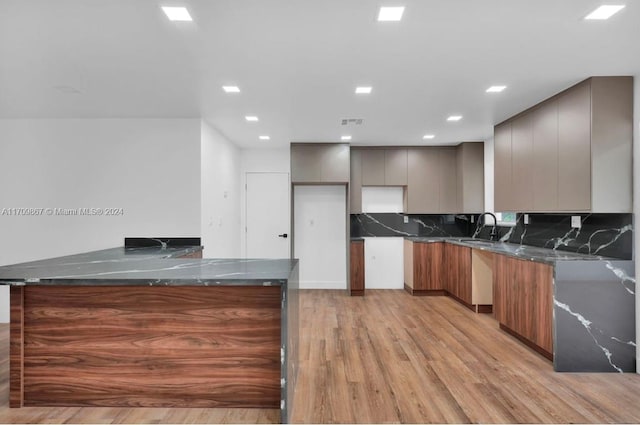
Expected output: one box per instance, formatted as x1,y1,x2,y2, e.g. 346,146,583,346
0,246,299,423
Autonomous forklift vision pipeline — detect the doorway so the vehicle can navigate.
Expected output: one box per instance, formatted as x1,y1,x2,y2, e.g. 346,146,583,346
245,172,290,258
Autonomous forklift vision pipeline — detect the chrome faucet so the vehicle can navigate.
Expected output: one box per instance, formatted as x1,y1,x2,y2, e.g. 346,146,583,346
476,212,498,241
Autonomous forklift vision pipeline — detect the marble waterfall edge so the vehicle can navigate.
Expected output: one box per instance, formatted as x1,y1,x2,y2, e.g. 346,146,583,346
554,260,636,372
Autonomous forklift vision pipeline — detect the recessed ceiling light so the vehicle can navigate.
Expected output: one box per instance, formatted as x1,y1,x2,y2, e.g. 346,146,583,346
486,85,507,93
378,6,405,21
341,135,352,141
355,86,372,94
585,5,625,20
423,134,435,140
222,86,240,93
245,116,259,122
447,115,463,122
161,6,193,22
259,135,270,141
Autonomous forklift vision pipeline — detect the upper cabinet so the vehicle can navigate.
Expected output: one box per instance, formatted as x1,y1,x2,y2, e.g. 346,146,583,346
455,142,485,213
360,148,408,186
291,143,350,183
494,76,633,213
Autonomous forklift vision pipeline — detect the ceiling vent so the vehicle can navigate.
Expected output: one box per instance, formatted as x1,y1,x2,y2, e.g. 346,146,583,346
341,118,363,125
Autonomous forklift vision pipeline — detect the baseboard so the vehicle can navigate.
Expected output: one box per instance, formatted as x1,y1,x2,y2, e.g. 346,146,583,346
299,281,347,290
404,284,446,296
499,323,553,361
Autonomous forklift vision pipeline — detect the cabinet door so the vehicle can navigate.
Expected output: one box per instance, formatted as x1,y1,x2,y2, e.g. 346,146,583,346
493,255,553,355
384,149,408,185
361,149,386,186
558,80,591,211
494,122,513,211
403,240,414,288
438,147,458,213
456,143,484,213
511,114,534,211
407,148,440,213
350,150,362,213
321,144,350,182
532,101,559,211
350,241,365,296
417,242,444,290
291,144,322,183
445,244,471,303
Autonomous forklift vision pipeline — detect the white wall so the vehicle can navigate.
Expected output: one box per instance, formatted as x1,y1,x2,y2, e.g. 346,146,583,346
0,118,202,322
239,148,290,257
362,186,404,213
293,185,347,289
633,75,639,372
201,120,241,258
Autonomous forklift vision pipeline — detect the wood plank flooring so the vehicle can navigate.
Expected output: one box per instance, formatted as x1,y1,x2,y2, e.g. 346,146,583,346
0,289,639,423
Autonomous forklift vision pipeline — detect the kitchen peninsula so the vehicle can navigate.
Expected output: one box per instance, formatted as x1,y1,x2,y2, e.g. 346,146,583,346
0,242,299,424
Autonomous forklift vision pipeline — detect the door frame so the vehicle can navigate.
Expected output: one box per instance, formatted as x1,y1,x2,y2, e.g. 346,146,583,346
244,171,291,259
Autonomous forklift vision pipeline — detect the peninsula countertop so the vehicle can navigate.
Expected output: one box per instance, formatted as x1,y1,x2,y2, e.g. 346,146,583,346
0,246,298,285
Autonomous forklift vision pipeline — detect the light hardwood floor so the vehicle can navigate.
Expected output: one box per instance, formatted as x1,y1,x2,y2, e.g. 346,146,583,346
1,289,640,423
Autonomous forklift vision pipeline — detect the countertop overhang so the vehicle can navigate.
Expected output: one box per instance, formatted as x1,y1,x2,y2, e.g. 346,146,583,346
0,246,298,285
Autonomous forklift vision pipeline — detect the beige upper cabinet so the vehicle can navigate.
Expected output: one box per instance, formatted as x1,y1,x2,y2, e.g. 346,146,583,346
384,149,408,185
532,101,559,211
438,147,458,213
360,149,386,186
494,76,632,213
350,149,362,213
290,143,350,183
494,122,513,212
360,148,408,186
558,80,591,211
407,148,440,213
456,142,485,213
511,114,534,211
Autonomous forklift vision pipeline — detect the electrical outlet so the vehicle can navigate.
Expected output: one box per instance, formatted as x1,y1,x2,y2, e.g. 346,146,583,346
571,216,582,229
524,214,529,225
471,216,474,223
403,216,409,224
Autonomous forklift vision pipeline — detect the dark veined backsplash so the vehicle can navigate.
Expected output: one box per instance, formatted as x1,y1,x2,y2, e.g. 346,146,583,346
350,213,632,260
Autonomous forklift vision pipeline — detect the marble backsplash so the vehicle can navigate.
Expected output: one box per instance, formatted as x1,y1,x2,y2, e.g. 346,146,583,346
351,213,632,260
350,213,474,238
473,213,632,260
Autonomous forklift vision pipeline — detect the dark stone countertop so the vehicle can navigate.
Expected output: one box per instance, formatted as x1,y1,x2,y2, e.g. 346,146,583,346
0,246,298,286
405,237,612,264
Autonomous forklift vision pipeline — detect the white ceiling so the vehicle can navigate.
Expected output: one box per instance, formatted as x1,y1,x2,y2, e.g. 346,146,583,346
0,0,638,148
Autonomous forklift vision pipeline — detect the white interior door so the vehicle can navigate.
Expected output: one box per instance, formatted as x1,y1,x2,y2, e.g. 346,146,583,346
294,185,347,289
246,172,290,258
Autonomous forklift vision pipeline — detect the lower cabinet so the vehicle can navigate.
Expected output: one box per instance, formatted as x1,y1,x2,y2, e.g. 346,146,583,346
493,254,553,359
444,243,472,305
403,241,444,295
350,240,365,296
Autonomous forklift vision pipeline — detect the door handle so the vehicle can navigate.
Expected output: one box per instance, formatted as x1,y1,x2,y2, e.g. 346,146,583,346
278,233,288,238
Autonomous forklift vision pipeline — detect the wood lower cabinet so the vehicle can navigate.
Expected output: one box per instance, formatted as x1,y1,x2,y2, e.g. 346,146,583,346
404,241,444,295
350,241,364,296
444,243,472,306
493,254,553,359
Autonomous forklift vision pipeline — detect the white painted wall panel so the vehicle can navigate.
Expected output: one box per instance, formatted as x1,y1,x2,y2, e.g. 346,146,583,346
362,186,404,213
364,237,404,289
294,185,346,289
